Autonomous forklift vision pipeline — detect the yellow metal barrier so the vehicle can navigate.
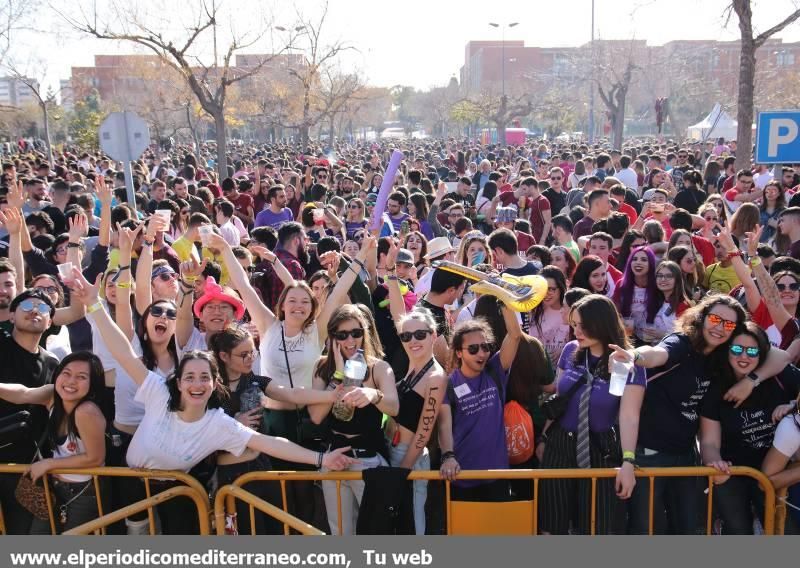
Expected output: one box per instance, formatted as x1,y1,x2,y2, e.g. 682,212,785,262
225,466,778,536
65,486,210,535
0,465,210,535
214,485,324,536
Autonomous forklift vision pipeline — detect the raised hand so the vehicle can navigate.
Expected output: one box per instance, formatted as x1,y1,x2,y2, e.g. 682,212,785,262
0,207,23,235
205,231,230,252
180,257,208,281
745,225,761,257
248,244,276,264
96,174,113,207
117,222,143,257
68,271,102,308
7,181,24,209
68,213,89,243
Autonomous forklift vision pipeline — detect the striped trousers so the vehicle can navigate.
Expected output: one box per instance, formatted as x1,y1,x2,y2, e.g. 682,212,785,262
537,423,625,535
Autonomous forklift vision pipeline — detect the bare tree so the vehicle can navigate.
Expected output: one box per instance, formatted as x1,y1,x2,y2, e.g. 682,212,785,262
729,0,800,169
283,0,354,143
60,0,289,179
597,61,634,150
0,0,31,66
5,58,56,164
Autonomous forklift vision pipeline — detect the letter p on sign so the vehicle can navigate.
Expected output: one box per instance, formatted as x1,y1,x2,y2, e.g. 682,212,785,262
756,111,800,164
768,119,798,157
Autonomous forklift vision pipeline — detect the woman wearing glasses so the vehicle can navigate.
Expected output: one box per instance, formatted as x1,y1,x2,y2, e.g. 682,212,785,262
307,304,399,535
344,198,368,241
720,226,800,350
438,291,522,502
700,322,800,534
610,295,790,534
384,278,449,533
538,295,645,535
667,245,705,302
209,325,341,535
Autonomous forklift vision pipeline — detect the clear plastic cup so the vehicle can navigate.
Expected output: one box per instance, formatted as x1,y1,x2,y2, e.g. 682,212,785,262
313,208,325,224
57,262,74,284
154,209,171,225
198,225,213,247
609,358,632,397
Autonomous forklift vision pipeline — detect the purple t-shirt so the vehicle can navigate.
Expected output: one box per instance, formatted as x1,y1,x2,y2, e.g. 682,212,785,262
444,352,509,487
556,340,646,433
254,207,293,229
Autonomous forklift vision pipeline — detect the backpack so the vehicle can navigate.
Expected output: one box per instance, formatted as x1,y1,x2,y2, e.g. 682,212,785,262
447,359,535,465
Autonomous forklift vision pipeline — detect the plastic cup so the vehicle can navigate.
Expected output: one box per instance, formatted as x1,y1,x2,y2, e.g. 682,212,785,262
609,359,632,397
57,262,74,284
198,225,213,247
313,208,325,224
154,209,171,225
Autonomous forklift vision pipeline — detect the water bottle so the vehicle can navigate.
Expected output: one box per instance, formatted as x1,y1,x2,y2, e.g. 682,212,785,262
239,381,265,430
332,350,367,422
609,359,632,397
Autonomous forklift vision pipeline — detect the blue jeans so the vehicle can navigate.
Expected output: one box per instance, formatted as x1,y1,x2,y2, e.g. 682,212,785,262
628,448,702,535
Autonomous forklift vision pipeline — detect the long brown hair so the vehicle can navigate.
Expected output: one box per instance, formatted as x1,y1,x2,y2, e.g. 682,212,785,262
316,304,380,386
275,281,318,331
569,294,629,379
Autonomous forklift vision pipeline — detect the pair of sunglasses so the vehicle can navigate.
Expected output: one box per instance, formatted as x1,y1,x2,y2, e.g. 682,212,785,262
331,328,364,341
706,313,737,332
464,343,491,355
154,272,176,282
730,344,760,358
777,282,800,292
18,299,50,315
399,330,433,342
150,305,178,319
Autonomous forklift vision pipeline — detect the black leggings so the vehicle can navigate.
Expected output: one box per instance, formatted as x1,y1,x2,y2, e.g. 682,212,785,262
537,423,625,535
217,455,283,535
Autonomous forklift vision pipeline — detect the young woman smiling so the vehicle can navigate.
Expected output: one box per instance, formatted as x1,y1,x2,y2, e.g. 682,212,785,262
0,353,106,534
538,295,645,534
571,255,609,296
613,246,660,344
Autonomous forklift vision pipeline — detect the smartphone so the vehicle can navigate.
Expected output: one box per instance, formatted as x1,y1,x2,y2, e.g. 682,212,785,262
651,203,664,214
400,220,409,236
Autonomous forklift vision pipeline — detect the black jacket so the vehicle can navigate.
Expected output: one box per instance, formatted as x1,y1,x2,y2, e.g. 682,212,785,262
356,466,415,535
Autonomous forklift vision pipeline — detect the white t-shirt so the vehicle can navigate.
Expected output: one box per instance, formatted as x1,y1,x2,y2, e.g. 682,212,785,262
532,307,570,366
260,322,321,392
772,415,800,460
179,327,208,353
615,168,638,191
219,220,240,247
126,371,254,471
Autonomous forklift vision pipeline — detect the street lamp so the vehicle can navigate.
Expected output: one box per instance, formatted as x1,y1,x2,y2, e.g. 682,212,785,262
489,22,519,102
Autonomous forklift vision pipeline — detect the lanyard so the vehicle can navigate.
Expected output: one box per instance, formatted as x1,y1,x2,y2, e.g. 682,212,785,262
398,358,435,395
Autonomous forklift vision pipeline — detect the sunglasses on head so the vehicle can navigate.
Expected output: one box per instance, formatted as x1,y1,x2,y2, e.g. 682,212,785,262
777,282,800,292
729,344,760,358
150,305,177,319
706,313,737,332
331,328,364,341
464,343,491,355
399,329,433,342
18,299,50,315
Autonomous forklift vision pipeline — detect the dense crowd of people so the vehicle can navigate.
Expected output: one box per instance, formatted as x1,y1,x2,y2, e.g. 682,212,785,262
0,136,798,535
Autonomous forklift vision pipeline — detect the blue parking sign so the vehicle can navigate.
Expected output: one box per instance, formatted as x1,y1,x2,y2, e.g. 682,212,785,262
756,111,800,164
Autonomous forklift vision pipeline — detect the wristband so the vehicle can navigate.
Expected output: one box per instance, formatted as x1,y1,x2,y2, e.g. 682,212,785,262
622,456,637,467
385,265,396,272
726,249,743,260
87,302,103,314
117,264,131,272
633,350,642,365
623,450,636,460
67,242,81,248
142,239,154,247
116,282,131,289
749,256,762,267
333,370,345,381
386,275,400,281
441,450,456,462
182,276,198,284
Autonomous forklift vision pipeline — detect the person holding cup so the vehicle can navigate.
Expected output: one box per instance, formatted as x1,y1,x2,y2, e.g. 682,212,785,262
537,294,645,534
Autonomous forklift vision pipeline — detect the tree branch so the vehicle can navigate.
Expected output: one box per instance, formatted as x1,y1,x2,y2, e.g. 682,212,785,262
754,9,800,47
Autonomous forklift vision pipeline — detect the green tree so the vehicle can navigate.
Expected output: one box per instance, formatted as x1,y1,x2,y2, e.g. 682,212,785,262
68,89,103,149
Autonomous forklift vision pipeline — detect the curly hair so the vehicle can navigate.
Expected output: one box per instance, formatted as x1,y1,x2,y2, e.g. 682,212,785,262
677,294,747,353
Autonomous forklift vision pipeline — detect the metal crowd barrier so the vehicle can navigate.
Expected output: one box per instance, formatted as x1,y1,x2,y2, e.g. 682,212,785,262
0,465,210,535
222,466,780,536
0,464,787,535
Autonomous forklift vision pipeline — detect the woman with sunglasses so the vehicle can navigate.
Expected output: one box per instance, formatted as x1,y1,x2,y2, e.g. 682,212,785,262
699,322,800,534
209,325,341,535
720,226,800,350
531,265,570,366
610,295,791,534
538,295,646,534
700,197,727,232
439,290,523,502
571,255,610,296
307,304,399,535
344,198,368,241
69,268,356,535
0,352,107,534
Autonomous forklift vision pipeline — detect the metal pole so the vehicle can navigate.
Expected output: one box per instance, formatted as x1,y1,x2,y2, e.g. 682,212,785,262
502,27,506,101
122,112,137,211
588,0,595,144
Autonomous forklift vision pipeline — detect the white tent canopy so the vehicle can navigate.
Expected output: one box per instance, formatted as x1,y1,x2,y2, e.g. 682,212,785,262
687,104,739,142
